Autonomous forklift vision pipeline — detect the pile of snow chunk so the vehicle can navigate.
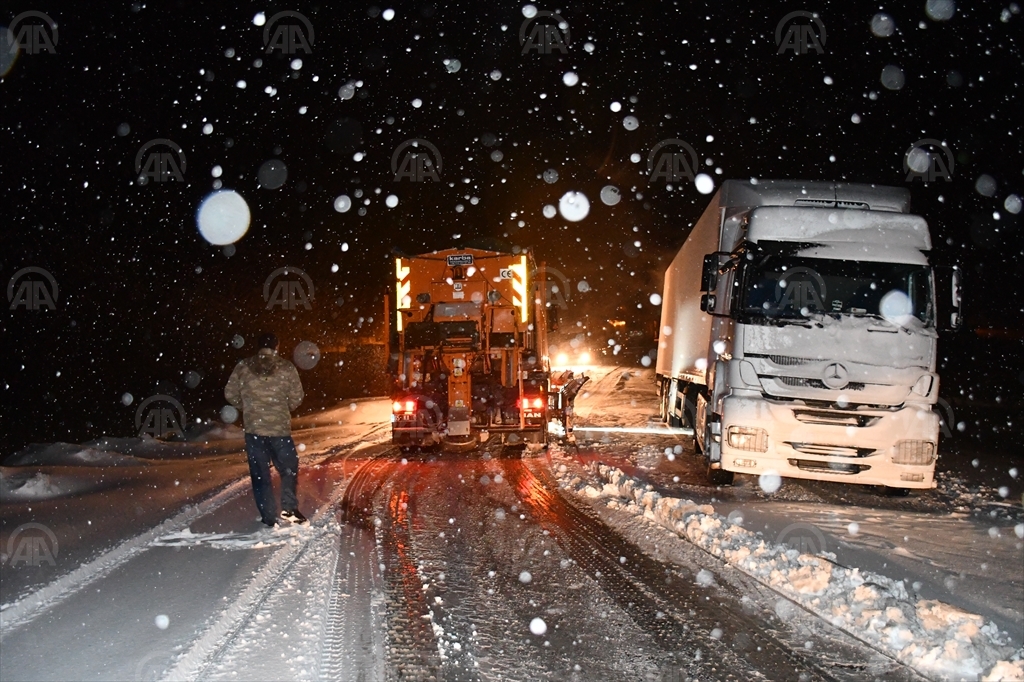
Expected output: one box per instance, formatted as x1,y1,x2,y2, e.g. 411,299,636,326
552,459,1023,682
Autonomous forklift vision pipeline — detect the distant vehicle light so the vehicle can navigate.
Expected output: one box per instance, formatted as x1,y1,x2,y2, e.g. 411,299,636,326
579,351,591,363
556,353,569,365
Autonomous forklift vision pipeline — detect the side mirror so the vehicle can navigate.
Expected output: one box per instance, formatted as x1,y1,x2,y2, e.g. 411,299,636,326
547,307,560,333
701,254,719,292
934,265,963,332
701,252,732,317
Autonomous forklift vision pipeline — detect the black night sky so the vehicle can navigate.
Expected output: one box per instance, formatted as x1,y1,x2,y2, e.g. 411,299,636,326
1,1,1021,458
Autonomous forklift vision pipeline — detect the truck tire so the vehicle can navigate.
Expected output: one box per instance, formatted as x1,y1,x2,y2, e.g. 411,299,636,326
706,463,734,487
680,384,697,429
881,486,911,497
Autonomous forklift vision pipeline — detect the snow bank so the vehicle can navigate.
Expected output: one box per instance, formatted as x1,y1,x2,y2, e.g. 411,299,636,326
0,469,106,501
183,422,245,442
3,443,149,467
2,424,248,469
552,459,1024,681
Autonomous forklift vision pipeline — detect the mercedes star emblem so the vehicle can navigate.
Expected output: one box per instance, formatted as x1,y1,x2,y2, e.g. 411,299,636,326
822,363,849,389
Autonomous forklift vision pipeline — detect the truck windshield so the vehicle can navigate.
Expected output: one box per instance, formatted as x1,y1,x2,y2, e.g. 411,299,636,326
739,255,934,325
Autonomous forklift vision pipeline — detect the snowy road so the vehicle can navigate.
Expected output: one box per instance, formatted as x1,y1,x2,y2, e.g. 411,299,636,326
1,372,1021,681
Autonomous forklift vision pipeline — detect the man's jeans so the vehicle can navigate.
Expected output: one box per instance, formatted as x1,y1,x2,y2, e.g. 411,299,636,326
244,433,299,522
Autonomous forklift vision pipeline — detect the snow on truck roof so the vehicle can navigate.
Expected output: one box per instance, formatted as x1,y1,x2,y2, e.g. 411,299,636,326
745,206,932,251
720,179,911,213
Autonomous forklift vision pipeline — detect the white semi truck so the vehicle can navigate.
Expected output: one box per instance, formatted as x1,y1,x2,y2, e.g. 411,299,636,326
656,179,961,492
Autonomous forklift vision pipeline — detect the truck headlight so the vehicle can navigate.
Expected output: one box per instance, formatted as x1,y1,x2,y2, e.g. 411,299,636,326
892,440,935,465
726,426,768,452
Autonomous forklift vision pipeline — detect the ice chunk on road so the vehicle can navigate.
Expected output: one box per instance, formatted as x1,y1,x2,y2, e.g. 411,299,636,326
695,569,715,586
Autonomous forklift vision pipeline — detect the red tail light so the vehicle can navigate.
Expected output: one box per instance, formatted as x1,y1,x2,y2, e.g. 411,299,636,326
518,396,545,410
393,400,417,413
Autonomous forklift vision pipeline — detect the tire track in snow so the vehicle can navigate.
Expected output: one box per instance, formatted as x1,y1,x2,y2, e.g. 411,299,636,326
395,454,481,680
505,455,837,681
317,525,386,682
376,468,445,680
183,441,394,682
0,433,374,639
559,455,937,681
162,454,365,682
317,443,398,682
159,438,392,681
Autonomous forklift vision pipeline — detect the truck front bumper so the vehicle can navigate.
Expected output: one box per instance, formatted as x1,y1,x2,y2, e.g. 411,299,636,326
719,395,938,489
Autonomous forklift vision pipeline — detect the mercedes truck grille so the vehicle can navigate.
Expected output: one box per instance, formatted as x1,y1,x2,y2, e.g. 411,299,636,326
791,410,880,427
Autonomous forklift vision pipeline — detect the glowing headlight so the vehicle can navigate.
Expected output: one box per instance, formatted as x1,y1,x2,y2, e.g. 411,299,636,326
726,426,768,452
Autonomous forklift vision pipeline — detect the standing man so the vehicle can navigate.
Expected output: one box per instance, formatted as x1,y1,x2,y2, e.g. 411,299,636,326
225,333,308,527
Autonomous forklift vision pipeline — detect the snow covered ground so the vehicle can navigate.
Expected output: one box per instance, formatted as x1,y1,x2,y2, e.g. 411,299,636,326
563,366,1024,680
1,371,1022,681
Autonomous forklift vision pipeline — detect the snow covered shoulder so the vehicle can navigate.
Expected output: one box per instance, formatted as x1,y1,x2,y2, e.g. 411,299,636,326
553,456,1024,682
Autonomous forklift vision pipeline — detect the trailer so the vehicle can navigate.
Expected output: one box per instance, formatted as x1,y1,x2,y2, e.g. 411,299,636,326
386,248,551,450
657,179,962,492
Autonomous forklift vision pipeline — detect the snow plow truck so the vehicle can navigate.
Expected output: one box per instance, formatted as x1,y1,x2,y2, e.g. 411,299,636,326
387,248,551,450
